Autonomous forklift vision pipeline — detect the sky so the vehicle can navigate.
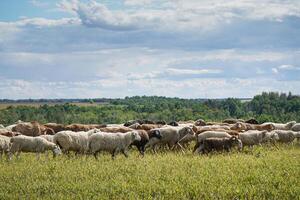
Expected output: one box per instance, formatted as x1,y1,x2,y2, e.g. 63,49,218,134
0,0,299,99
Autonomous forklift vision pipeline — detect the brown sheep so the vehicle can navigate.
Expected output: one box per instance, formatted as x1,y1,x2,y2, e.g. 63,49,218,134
198,136,242,154
230,122,275,132
0,129,21,137
44,123,66,133
12,121,53,136
100,126,133,133
65,124,106,132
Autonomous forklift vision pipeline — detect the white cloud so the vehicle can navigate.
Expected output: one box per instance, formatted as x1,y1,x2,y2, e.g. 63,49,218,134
124,0,153,6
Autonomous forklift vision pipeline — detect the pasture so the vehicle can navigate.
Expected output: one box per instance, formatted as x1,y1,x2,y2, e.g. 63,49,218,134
1,144,299,199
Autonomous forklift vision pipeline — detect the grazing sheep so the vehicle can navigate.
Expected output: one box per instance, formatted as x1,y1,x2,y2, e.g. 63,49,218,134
146,126,195,152
198,136,242,154
38,135,54,143
65,124,106,132
100,126,133,133
9,135,61,160
0,129,21,137
89,131,141,159
194,119,206,126
223,118,244,124
53,129,100,155
238,130,276,148
193,131,232,152
262,121,296,130
245,118,259,124
12,121,55,136
271,130,298,143
44,123,66,133
291,123,300,132
230,122,274,132
0,135,11,159
168,121,179,126
131,129,162,156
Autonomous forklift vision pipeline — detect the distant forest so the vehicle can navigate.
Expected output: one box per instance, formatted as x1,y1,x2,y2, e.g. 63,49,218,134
0,92,299,126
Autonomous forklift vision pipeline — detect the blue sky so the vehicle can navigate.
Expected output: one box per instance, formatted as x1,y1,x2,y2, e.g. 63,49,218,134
0,0,299,99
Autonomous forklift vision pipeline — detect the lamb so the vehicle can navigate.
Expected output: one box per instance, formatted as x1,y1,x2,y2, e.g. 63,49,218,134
262,121,296,130
198,136,242,154
131,129,162,156
146,126,195,152
88,131,141,159
53,129,100,155
193,131,232,152
9,135,61,160
0,135,11,159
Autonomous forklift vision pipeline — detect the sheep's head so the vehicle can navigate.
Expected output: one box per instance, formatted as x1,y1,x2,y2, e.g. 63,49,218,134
52,145,62,156
131,131,141,142
229,136,243,150
152,130,162,139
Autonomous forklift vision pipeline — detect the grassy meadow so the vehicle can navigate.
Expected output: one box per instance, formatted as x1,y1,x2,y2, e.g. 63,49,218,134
0,144,299,199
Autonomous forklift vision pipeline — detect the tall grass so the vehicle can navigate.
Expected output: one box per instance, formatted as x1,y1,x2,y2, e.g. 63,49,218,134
0,144,299,199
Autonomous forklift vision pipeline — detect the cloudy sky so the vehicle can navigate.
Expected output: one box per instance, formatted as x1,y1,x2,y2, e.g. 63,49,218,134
0,0,299,99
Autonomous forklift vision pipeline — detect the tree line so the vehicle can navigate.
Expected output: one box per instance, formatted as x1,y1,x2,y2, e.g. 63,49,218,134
0,92,299,126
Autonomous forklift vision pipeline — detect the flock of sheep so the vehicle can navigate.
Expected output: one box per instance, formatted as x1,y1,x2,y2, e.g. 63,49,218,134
0,118,300,160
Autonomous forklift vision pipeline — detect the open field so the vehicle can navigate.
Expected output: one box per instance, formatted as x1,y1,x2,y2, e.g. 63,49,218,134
1,144,299,199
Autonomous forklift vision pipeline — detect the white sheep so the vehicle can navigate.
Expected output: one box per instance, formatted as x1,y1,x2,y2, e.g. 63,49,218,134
271,130,299,143
145,126,195,152
262,121,296,130
38,135,54,143
88,131,141,159
193,131,233,153
9,135,61,160
53,128,100,155
238,130,276,148
0,135,11,159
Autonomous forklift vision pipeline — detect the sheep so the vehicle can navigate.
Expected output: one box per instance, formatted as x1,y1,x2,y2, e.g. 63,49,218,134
5,120,23,131
271,130,298,143
222,118,244,124
38,135,54,143
194,119,206,126
198,136,242,154
100,126,133,133
9,135,61,160
0,129,21,137
12,121,55,136
88,131,141,159
168,121,179,126
238,130,277,148
230,122,274,132
193,131,232,152
131,129,162,156
65,124,106,132
44,123,66,133
0,135,11,159
262,121,296,130
245,118,259,124
291,123,300,132
53,129,100,155
146,126,195,152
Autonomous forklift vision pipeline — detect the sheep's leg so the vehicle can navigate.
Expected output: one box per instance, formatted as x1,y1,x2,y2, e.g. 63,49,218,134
36,153,40,160
16,151,21,159
123,150,129,158
112,148,118,160
93,152,99,160
140,146,145,157
0,151,2,160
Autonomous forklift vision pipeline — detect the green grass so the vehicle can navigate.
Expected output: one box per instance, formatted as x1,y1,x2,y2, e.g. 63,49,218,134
0,144,299,199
